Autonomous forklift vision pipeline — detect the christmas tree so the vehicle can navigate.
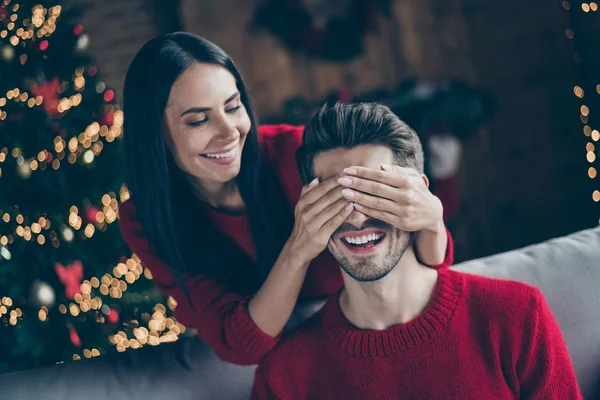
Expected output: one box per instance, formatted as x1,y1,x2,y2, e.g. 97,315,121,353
0,0,183,374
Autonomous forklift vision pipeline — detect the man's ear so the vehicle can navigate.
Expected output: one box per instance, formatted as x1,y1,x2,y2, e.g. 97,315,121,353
421,174,430,188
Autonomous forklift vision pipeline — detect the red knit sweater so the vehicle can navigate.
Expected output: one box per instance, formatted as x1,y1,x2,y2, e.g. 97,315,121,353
252,268,582,400
119,125,454,365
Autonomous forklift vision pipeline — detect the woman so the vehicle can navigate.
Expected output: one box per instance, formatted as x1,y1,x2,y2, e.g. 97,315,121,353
119,32,453,366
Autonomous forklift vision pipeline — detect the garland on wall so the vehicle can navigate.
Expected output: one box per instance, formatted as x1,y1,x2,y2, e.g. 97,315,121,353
250,0,392,61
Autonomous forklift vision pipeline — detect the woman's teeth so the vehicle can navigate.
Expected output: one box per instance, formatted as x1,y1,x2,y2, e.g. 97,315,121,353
343,233,383,245
204,148,235,159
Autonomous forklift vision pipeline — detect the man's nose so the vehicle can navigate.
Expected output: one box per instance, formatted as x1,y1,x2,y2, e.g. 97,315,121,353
345,207,369,228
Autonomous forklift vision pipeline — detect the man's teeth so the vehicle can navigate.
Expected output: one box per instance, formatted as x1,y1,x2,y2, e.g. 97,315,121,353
204,148,235,159
343,233,383,245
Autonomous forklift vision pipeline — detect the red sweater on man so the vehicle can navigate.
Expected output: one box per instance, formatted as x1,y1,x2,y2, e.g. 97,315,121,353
251,268,582,399
119,125,454,365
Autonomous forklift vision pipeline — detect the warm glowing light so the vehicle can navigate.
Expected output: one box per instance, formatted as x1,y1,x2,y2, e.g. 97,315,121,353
581,105,590,116
587,143,595,152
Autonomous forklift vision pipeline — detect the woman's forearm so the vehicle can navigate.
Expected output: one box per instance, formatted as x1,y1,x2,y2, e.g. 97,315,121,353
248,242,311,338
416,220,448,266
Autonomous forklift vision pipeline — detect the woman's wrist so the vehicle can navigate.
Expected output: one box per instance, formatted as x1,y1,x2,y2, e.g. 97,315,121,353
281,238,313,269
424,218,446,235
415,219,447,266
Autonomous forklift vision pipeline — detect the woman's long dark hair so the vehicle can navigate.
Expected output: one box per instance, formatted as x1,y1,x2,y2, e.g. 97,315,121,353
123,33,291,297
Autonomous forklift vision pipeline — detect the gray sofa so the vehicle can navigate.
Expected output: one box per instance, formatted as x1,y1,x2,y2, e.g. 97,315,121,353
1,227,599,399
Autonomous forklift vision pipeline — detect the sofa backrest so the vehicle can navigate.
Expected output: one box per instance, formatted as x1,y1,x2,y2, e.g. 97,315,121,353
454,227,600,399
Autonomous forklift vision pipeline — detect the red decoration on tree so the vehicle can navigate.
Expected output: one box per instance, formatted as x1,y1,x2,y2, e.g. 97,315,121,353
55,260,84,299
46,152,53,163
39,40,49,51
69,325,82,347
73,24,83,36
101,111,114,126
107,309,119,324
85,205,99,224
103,89,114,103
30,78,61,118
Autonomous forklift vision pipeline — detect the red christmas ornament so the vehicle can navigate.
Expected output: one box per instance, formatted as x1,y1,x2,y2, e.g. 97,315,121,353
30,78,61,117
73,24,84,36
103,89,114,103
46,152,53,163
85,206,99,224
39,40,49,51
102,111,114,126
55,260,84,299
69,325,82,347
107,309,119,324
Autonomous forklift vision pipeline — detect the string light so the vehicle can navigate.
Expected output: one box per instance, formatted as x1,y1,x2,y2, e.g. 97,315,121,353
0,49,120,174
0,110,123,176
0,185,129,247
564,2,600,214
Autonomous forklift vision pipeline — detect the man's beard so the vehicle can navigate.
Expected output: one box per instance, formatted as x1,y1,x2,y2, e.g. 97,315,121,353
329,220,413,282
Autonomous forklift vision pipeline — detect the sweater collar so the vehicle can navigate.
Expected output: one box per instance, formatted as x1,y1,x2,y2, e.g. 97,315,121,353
322,268,463,356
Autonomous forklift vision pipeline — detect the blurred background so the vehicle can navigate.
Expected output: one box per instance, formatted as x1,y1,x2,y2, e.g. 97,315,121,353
0,0,598,374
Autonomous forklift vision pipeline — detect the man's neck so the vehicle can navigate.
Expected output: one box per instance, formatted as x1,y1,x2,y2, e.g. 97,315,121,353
339,249,439,330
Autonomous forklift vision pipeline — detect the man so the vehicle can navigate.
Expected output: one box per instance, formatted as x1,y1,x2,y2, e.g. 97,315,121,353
251,102,582,399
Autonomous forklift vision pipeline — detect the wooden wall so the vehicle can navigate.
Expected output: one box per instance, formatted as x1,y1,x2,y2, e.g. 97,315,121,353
179,0,479,116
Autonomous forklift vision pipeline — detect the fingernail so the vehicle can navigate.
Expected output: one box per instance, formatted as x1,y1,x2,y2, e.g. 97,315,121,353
381,164,392,171
338,177,353,186
345,202,354,211
343,168,357,175
309,178,319,187
353,202,363,210
342,189,355,199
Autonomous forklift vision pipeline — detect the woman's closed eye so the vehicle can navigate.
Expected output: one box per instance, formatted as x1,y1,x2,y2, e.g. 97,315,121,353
226,105,241,114
187,118,208,127
186,105,241,127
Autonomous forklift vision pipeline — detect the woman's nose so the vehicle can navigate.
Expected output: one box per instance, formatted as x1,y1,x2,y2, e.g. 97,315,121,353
215,119,239,142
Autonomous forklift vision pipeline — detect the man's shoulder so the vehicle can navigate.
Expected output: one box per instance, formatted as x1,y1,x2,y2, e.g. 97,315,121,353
456,269,542,321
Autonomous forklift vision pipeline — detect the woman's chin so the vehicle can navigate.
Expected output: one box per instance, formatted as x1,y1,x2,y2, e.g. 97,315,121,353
201,162,241,183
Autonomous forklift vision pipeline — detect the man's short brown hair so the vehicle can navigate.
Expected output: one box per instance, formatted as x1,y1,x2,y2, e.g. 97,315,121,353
296,102,424,184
